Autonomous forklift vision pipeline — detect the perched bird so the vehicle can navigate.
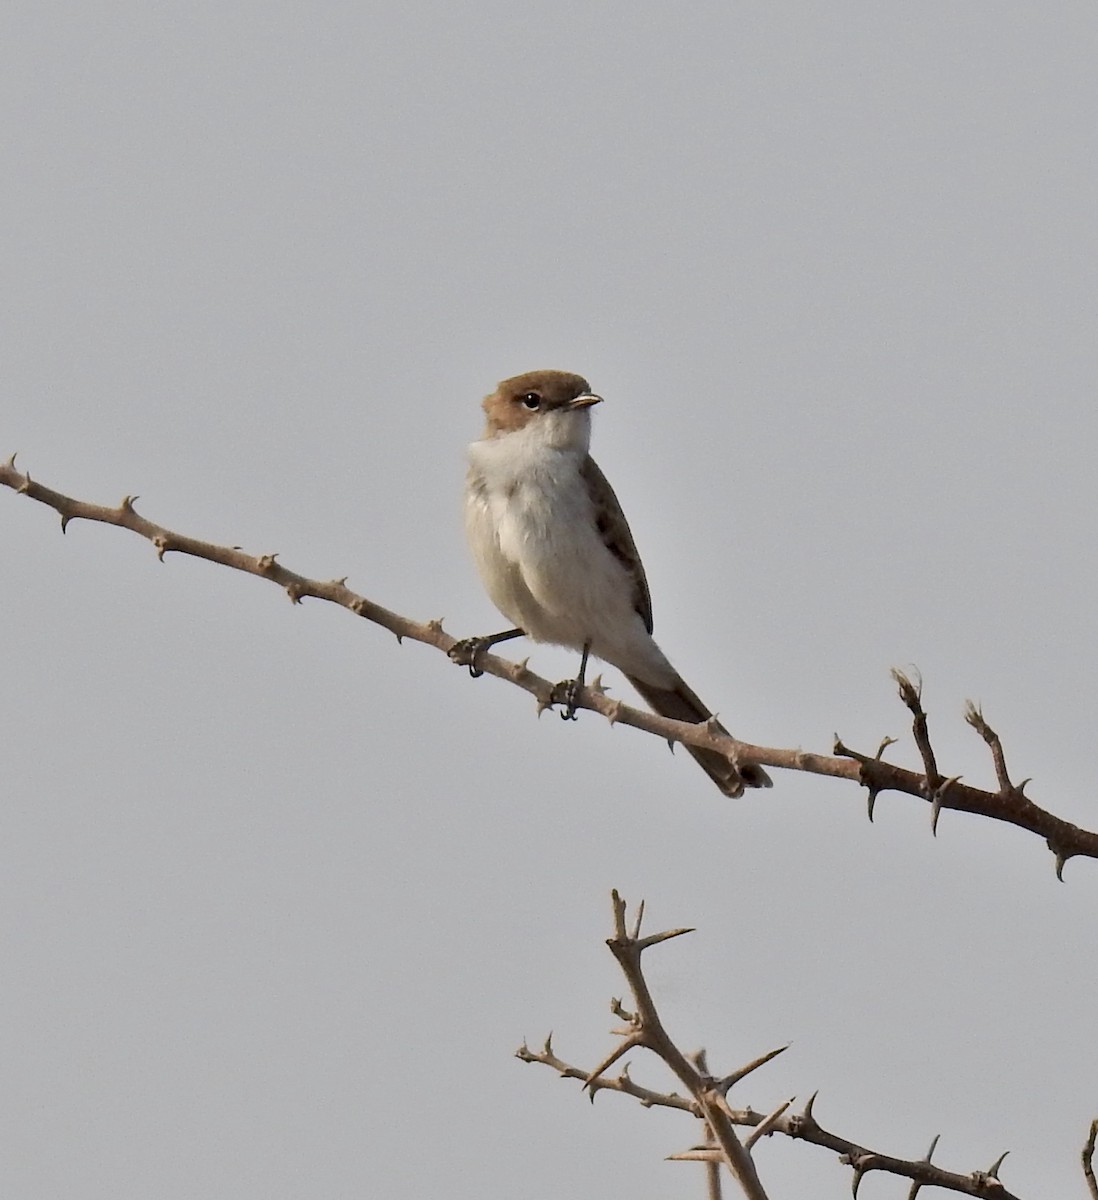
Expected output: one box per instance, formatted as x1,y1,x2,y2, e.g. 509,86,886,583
453,369,771,796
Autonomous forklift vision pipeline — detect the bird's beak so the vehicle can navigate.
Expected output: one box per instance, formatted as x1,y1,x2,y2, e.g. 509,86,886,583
568,393,603,410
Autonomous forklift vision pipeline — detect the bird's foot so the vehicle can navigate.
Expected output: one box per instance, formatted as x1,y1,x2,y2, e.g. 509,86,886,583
550,676,584,721
448,628,526,678
448,637,490,678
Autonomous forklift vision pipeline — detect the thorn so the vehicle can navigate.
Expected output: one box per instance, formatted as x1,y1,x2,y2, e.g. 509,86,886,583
905,1136,940,1196
1053,848,1068,881
515,657,530,672
1016,777,1031,796
833,734,865,762
331,576,348,587
582,1037,638,1091
843,1151,880,1198
19,469,33,494
588,672,608,695
745,1096,794,1149
929,775,961,836
543,1032,553,1054
257,553,279,573
60,512,70,533
987,1150,1009,1177
866,789,878,822
630,899,645,939
605,699,624,726
153,536,169,561
666,1147,723,1163
718,1043,790,1092
285,584,303,604
703,714,723,736
637,926,695,950
426,618,444,633
4,452,16,469
666,738,676,754
120,494,139,513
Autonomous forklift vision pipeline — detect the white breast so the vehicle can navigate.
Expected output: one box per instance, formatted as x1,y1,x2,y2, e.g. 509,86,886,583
463,411,676,684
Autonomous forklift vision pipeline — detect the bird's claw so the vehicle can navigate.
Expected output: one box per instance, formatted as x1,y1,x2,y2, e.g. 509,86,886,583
448,637,488,678
551,677,583,721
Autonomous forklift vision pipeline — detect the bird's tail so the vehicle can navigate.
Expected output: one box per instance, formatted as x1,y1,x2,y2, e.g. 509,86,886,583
625,674,772,797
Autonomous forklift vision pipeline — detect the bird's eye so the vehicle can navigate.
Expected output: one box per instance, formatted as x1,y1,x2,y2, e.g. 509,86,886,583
519,392,541,410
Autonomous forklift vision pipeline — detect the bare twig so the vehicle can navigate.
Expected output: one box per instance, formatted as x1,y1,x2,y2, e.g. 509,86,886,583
964,702,1014,794
891,668,940,789
516,1035,696,1112
5,458,1098,873
1083,1118,1098,1200
518,892,1027,1199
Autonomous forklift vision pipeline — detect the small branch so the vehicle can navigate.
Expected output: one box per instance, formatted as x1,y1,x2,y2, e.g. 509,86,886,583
1083,1118,1098,1200
892,669,941,789
516,1035,696,1113
964,702,1014,794
5,458,1098,873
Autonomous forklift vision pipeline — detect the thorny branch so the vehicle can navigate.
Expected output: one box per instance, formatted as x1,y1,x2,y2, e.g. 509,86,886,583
590,892,768,1199
4,457,1096,875
516,891,1069,1200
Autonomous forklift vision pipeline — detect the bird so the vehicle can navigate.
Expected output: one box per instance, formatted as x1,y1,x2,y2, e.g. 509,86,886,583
451,368,771,797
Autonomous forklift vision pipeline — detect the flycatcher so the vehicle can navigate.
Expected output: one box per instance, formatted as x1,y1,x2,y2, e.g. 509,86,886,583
454,369,771,797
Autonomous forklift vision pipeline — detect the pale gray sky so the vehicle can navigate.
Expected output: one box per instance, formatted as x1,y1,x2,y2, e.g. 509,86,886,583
4,3,1097,1197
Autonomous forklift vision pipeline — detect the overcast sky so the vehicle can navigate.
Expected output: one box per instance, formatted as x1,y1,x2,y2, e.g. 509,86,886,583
4,3,1098,1197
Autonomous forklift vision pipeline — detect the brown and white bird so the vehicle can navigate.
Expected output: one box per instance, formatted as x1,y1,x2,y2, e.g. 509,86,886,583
454,368,771,797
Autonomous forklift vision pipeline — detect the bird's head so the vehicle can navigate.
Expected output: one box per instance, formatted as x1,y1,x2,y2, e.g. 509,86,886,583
482,370,603,448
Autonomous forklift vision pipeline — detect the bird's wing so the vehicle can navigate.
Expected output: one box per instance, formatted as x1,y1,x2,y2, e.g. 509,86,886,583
581,455,654,634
